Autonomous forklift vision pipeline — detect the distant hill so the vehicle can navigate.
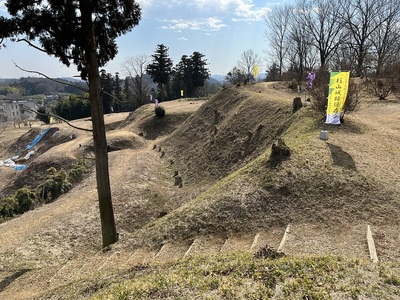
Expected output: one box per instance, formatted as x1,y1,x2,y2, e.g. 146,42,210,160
0,77,87,95
210,74,226,83
211,73,267,83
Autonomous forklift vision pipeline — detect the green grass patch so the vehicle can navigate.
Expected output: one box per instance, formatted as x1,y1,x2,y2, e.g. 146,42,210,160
72,253,400,300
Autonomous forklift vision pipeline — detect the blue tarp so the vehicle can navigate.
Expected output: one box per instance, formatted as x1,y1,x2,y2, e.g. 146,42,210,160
26,127,52,150
0,158,26,170
1,127,54,171
14,165,27,171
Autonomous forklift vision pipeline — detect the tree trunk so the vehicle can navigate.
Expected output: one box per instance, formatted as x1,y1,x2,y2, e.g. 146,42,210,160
81,3,118,248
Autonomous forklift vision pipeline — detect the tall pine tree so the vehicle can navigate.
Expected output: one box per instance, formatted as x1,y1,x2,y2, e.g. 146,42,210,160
114,72,122,112
146,44,173,101
100,70,114,114
190,51,210,96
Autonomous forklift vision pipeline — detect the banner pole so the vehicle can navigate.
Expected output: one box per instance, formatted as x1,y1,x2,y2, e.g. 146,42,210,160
319,74,330,140
324,82,329,131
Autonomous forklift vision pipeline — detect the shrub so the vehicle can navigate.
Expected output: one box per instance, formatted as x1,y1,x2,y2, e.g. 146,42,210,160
155,106,166,118
342,81,360,117
36,106,51,124
0,187,36,218
0,197,17,218
0,162,89,220
68,160,88,182
310,70,360,122
287,79,299,91
39,168,72,203
309,69,330,116
14,187,37,214
366,77,395,100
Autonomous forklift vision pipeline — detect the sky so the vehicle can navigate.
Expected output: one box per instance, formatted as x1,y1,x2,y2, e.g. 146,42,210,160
0,0,291,79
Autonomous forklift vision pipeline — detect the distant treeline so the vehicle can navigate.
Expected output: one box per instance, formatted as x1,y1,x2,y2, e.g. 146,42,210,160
0,77,87,96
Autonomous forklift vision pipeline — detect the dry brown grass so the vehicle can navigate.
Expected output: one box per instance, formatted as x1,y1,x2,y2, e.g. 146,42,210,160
0,83,400,299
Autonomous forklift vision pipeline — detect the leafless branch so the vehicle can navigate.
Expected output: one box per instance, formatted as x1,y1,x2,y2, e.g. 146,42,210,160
22,105,92,132
101,89,123,104
16,38,77,61
16,38,49,54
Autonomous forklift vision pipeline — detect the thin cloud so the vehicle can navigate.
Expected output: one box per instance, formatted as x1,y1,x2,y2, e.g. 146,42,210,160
161,17,227,31
139,0,270,22
179,37,188,41
192,0,243,10
190,0,270,20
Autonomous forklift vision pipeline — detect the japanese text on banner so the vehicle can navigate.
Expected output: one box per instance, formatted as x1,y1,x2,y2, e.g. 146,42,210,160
325,71,350,124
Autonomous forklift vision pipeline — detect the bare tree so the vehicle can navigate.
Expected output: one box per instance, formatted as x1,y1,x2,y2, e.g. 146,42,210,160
286,18,316,81
226,67,247,85
368,0,400,75
340,0,392,76
264,0,400,84
123,54,151,108
296,0,348,68
331,43,358,72
237,49,261,83
264,5,291,79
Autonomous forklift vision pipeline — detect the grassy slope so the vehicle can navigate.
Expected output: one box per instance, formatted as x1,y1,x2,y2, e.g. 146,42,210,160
80,254,400,300
2,83,400,299
71,83,400,299
128,84,399,248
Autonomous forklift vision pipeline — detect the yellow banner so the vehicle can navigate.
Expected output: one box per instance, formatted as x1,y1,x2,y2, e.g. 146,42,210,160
253,66,259,78
326,71,350,124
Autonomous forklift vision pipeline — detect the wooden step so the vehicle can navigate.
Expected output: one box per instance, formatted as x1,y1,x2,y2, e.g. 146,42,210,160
184,236,226,257
250,228,287,252
75,253,108,278
220,233,255,252
280,223,368,258
369,225,400,262
153,241,193,263
367,225,378,263
122,248,158,267
95,251,132,273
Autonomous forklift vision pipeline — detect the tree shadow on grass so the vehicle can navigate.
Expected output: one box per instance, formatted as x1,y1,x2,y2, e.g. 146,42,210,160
0,269,31,292
327,143,357,171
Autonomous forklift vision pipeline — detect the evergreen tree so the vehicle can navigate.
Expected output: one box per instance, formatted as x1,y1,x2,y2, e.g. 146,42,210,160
100,70,114,114
173,52,209,98
53,95,91,120
122,77,134,111
190,51,210,96
226,67,247,85
36,106,50,124
266,64,280,82
146,44,173,101
173,55,193,98
0,0,142,248
114,72,122,112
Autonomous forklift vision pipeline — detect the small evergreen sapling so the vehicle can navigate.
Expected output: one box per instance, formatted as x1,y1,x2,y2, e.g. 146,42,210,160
155,106,166,118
